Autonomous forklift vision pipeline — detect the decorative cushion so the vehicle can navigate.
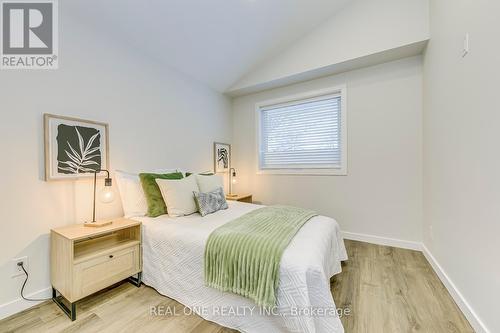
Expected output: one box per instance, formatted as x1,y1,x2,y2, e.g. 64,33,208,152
193,187,228,217
139,172,184,217
115,170,148,218
185,171,214,177
196,174,224,193
155,175,200,217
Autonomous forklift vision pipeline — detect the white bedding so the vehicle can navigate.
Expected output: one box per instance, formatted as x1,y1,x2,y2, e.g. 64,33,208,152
133,201,348,333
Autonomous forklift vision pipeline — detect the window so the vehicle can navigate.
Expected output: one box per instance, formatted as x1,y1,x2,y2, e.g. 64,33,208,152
257,86,346,175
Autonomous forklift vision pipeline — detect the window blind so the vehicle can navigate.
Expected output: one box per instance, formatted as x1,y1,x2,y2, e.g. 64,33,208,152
259,93,342,170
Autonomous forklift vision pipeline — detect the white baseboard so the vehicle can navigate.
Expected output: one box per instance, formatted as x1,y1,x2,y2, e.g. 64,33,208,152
0,287,52,321
341,231,422,251
421,245,490,333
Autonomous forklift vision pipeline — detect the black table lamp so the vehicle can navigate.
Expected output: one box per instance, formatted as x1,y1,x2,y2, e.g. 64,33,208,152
85,169,115,227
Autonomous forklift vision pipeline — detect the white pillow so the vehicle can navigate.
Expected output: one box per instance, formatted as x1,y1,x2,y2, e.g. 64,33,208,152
115,169,178,218
156,175,200,217
196,174,224,193
115,170,148,218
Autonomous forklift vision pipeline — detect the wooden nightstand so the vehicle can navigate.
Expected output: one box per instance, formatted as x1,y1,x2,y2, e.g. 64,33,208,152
226,194,253,203
51,219,142,320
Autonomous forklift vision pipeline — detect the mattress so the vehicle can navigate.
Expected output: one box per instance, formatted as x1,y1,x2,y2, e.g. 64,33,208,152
132,201,347,333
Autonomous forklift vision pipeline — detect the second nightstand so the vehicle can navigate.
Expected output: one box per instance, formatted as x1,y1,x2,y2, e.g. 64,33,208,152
226,194,253,203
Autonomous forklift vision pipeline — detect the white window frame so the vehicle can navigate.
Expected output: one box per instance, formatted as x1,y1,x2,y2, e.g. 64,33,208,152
255,85,347,176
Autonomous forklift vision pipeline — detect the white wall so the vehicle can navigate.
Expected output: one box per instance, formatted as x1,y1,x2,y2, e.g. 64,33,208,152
423,0,500,332
229,0,429,93
232,56,423,242
0,13,231,316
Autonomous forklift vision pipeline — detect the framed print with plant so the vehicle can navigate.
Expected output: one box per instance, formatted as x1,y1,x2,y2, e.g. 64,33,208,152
214,142,231,173
44,114,109,181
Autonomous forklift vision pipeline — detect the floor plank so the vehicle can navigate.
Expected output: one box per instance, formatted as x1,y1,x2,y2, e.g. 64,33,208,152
0,240,473,332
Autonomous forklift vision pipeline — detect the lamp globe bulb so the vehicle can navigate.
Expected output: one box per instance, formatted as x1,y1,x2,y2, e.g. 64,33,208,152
99,187,115,204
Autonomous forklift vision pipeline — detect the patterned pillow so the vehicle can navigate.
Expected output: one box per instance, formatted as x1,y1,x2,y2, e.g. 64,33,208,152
193,187,228,217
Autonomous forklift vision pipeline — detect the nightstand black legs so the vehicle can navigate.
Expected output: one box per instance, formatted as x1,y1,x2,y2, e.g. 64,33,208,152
128,271,142,287
52,287,76,321
53,273,141,321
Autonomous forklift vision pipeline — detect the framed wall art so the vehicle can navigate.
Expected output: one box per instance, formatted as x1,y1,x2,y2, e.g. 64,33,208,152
214,142,230,173
44,114,109,181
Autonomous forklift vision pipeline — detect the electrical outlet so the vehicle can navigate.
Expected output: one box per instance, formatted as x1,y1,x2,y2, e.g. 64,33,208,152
12,256,28,277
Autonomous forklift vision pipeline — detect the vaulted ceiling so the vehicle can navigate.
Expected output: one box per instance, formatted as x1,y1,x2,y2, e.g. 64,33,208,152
64,0,351,91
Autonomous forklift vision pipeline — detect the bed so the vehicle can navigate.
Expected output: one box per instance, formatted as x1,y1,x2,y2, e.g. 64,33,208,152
132,200,348,333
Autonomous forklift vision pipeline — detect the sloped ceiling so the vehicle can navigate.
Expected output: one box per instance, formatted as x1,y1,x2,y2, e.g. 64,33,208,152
64,0,351,91
228,0,430,96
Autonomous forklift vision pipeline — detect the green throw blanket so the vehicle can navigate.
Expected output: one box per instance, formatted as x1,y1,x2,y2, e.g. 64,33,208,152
204,205,317,307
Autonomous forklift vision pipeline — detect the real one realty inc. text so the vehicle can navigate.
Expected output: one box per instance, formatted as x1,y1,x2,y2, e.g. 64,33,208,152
150,305,352,318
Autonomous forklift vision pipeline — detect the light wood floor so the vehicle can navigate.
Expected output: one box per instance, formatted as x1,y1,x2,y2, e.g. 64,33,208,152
331,241,473,333
0,240,473,333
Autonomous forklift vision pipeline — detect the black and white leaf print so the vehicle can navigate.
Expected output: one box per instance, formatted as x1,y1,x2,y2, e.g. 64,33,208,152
217,147,228,169
57,125,102,174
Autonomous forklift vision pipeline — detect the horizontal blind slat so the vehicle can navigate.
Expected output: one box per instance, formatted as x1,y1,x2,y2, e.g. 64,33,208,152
261,96,340,112
262,106,339,119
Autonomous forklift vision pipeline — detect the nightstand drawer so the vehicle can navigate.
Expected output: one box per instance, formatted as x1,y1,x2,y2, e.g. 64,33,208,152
73,244,140,300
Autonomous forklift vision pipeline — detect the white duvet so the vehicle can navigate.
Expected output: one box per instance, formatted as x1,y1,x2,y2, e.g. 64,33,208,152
132,201,347,333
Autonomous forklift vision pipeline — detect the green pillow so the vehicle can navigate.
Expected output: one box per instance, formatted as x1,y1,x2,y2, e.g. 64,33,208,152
139,172,184,217
185,172,214,177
